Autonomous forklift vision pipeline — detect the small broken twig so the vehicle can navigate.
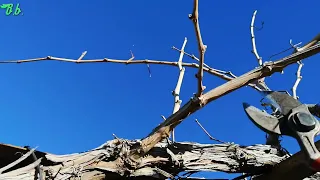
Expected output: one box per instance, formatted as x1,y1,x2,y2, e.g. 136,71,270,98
189,0,207,97
195,119,226,144
292,61,303,99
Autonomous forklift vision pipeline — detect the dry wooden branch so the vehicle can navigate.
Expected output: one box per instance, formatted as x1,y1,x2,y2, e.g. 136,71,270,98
133,41,320,158
248,10,270,94
289,33,320,100
0,55,216,76
175,46,266,94
202,42,320,104
0,53,266,93
0,140,289,180
189,0,207,97
249,10,269,90
292,61,303,99
251,10,262,66
171,37,188,142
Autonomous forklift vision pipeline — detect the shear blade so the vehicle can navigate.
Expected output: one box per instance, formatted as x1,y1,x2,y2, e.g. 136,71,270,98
243,103,282,135
261,91,302,115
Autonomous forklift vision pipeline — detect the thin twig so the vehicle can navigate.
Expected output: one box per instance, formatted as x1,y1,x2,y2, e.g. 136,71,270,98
189,0,207,97
172,46,199,61
249,10,270,93
171,37,188,142
172,46,238,78
250,10,262,66
195,119,226,144
172,46,210,69
292,61,303,99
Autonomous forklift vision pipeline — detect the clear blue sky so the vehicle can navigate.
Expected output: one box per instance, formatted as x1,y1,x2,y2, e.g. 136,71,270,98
0,0,319,179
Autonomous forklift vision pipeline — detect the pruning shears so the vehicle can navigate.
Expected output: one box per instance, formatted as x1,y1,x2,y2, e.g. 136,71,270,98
242,91,320,171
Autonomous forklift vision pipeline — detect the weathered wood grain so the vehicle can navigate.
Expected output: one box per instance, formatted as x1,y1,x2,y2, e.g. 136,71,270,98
0,140,290,179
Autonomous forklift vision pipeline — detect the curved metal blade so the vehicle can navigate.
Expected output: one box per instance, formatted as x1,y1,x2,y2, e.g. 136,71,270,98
243,103,282,135
261,91,302,116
